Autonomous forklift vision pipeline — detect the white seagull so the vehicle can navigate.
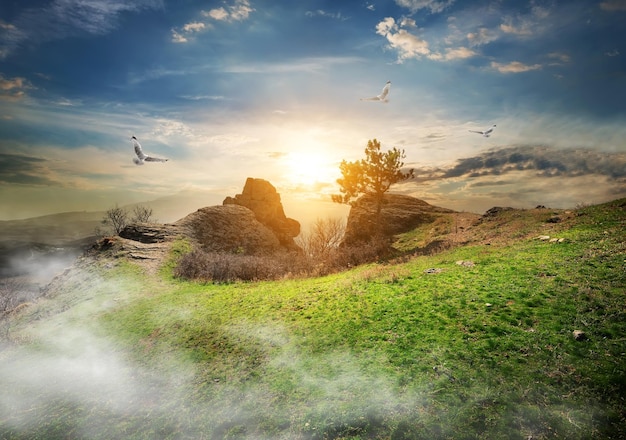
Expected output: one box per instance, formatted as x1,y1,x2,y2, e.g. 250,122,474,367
131,136,168,165
469,124,497,137
360,80,391,102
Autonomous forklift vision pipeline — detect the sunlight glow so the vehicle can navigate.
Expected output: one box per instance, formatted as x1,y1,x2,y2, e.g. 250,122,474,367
281,149,339,189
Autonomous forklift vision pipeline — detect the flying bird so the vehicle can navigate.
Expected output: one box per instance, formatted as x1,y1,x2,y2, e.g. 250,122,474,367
469,124,497,137
360,80,391,102
131,136,168,165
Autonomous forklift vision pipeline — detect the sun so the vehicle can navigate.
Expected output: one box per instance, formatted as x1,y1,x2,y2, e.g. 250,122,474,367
281,150,339,189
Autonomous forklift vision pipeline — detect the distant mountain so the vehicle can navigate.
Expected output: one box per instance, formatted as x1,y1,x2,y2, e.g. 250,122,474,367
0,211,105,245
0,189,226,280
124,189,225,224
0,190,226,244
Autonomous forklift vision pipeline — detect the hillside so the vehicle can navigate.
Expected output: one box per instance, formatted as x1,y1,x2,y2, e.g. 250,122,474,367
0,211,105,245
0,211,103,279
0,198,624,439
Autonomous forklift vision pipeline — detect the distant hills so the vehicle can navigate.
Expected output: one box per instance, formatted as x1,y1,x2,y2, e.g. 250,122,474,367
0,190,225,280
0,186,346,280
0,211,105,246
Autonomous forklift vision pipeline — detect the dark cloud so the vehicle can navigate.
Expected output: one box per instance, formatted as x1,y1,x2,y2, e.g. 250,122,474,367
469,179,516,188
433,146,626,181
0,153,56,185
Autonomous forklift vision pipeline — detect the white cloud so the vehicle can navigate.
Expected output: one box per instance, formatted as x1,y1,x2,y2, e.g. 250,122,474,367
376,17,396,36
171,30,188,43
0,0,163,59
387,29,431,61
467,27,499,47
0,74,33,100
224,56,363,74
490,61,542,73
500,4,551,37
203,0,254,22
0,75,28,91
172,0,253,43
183,22,206,33
547,52,571,64
207,133,258,146
179,94,226,101
442,46,476,60
395,0,454,14
153,118,194,139
399,17,417,28
171,21,211,43
599,0,626,11
500,17,533,36
376,17,476,63
376,18,431,62
531,4,550,19
205,7,229,21
305,10,349,21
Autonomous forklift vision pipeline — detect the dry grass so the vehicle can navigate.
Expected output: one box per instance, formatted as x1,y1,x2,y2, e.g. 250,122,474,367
174,236,394,282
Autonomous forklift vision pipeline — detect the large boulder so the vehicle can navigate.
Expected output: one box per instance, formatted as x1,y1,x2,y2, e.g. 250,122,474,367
117,179,301,256
343,194,455,244
175,205,282,255
223,178,300,248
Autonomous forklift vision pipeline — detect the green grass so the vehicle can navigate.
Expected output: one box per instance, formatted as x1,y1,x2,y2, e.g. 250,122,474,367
1,199,624,439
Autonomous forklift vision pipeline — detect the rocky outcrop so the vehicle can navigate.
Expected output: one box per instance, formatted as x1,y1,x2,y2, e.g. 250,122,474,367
176,205,282,255
482,206,514,218
116,179,300,256
223,178,300,248
119,223,185,243
343,194,455,244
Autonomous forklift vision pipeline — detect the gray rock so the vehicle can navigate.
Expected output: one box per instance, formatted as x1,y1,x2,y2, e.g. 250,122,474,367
223,178,300,248
342,194,454,245
116,179,301,256
176,205,282,255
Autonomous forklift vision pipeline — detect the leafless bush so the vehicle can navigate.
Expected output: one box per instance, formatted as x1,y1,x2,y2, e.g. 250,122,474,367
296,217,345,261
132,205,154,223
174,249,308,282
102,205,129,235
174,234,393,282
328,236,393,269
173,216,391,282
101,204,154,236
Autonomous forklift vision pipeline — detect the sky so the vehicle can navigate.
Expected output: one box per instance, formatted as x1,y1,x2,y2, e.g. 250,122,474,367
0,0,625,224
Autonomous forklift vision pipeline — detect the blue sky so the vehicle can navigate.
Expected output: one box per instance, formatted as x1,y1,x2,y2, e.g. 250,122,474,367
0,0,625,223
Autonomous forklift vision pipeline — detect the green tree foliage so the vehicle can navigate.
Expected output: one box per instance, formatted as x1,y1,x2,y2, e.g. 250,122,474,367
332,139,414,214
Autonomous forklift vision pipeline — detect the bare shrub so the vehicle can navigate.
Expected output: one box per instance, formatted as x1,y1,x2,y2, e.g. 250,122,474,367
174,231,393,282
174,249,307,282
100,204,155,236
132,205,154,223
296,217,345,261
102,205,129,235
329,236,394,269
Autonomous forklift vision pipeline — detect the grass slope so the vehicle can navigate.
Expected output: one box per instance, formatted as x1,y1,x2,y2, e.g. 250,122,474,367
1,199,624,439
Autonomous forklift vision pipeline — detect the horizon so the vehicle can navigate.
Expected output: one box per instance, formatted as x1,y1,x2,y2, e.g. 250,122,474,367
1,0,625,223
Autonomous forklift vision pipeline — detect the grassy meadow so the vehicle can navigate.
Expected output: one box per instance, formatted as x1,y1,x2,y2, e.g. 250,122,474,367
0,199,624,439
